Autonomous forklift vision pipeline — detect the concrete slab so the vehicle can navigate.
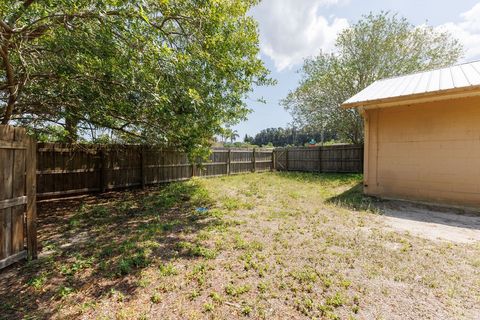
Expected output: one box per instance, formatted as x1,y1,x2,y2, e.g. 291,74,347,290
381,201,480,243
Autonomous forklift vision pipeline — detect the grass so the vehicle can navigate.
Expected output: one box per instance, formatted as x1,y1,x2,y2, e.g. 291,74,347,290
0,172,479,319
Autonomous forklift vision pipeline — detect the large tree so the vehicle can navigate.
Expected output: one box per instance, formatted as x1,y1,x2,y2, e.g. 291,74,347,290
282,12,463,144
0,0,271,154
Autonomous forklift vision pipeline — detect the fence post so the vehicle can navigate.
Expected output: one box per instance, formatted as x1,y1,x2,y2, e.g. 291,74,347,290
227,148,231,175
140,146,146,188
191,158,195,178
271,149,275,171
285,149,289,171
252,148,256,172
100,147,108,193
26,136,37,259
318,146,322,173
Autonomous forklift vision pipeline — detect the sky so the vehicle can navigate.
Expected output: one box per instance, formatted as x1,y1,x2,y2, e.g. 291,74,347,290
233,0,480,140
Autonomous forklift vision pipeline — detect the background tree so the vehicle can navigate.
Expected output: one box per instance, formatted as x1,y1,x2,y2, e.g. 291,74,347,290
250,126,337,147
243,134,254,144
229,129,239,143
0,0,271,155
282,12,463,144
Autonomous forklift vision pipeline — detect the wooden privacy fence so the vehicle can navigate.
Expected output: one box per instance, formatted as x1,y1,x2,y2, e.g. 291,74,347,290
274,145,364,173
36,145,274,198
36,143,363,199
0,126,37,270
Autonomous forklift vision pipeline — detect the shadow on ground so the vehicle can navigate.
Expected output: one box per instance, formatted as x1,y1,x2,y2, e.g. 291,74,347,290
326,182,383,212
0,181,219,319
276,171,362,185
381,200,480,231
328,181,480,234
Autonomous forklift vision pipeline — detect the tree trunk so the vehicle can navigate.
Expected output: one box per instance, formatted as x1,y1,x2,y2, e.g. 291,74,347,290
65,114,78,143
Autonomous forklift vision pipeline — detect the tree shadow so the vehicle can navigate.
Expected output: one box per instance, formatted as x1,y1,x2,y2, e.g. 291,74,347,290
0,181,220,319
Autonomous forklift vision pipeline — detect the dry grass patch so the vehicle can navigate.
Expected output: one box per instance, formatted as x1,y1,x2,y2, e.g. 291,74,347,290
0,172,479,319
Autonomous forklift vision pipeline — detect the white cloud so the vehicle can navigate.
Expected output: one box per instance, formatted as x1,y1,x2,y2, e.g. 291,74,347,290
437,2,480,61
251,0,349,72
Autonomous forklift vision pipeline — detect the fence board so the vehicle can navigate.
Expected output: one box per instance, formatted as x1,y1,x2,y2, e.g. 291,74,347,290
12,137,25,253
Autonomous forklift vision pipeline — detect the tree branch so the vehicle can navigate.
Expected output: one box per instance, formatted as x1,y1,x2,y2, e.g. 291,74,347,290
0,20,12,33
12,10,126,34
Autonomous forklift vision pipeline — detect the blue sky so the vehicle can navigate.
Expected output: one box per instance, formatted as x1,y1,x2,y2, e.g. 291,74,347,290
233,0,480,140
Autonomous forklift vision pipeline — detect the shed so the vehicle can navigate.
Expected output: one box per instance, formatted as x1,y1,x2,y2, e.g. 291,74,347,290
342,60,480,206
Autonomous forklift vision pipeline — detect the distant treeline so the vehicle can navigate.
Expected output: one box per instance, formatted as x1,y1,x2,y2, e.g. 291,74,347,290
244,127,337,147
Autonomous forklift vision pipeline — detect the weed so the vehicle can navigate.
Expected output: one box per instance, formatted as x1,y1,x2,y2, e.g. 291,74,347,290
159,263,178,276
79,301,97,313
225,284,251,297
189,290,201,300
90,206,109,218
209,291,223,303
203,302,214,312
178,242,217,259
222,197,241,210
241,305,252,316
27,273,48,290
150,292,162,304
60,254,94,276
400,239,412,252
326,292,346,308
68,218,81,229
115,251,150,276
257,282,269,294
57,285,74,299
290,267,317,284
319,274,334,288
340,279,352,289
296,296,314,315
137,277,151,288
188,263,211,286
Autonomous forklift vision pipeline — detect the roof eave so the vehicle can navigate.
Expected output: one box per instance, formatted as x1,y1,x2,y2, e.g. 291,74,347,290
341,85,480,110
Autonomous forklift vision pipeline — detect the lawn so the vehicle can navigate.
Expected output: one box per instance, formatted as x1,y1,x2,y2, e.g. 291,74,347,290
0,172,479,319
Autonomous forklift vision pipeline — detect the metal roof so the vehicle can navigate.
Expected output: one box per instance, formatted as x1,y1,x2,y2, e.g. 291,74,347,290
342,60,480,108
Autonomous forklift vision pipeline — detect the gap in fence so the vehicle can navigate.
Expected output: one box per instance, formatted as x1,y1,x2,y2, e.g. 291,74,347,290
36,144,363,199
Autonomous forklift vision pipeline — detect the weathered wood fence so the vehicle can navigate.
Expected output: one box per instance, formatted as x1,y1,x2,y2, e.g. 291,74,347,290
275,145,364,173
0,126,37,270
36,144,363,199
36,145,274,198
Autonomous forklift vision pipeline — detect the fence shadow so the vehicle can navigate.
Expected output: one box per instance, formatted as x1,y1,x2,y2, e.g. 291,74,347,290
275,171,363,184
0,180,220,319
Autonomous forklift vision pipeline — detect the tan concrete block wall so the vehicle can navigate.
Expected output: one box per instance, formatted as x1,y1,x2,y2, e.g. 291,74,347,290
363,96,480,206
